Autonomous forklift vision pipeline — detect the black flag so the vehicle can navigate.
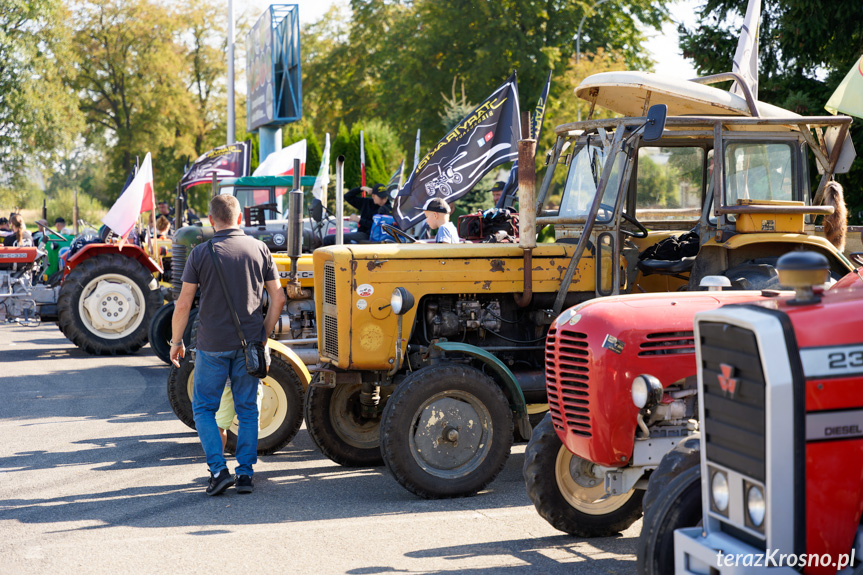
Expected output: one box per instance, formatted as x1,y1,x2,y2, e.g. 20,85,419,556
394,72,521,228
499,70,551,209
179,141,252,190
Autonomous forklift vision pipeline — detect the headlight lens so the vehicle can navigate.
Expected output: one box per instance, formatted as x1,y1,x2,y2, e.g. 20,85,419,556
631,377,648,408
391,289,404,315
711,471,730,512
747,485,765,527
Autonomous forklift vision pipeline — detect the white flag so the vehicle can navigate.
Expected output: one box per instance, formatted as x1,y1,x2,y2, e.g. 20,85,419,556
731,0,761,102
102,152,155,238
253,139,307,179
312,134,331,202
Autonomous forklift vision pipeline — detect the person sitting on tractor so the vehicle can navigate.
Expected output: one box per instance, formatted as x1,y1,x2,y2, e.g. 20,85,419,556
421,198,460,243
3,214,33,247
155,216,171,239
323,183,392,245
54,217,71,236
490,181,505,206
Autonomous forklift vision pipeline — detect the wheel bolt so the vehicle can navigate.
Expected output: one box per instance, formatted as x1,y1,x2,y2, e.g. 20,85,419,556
443,427,459,443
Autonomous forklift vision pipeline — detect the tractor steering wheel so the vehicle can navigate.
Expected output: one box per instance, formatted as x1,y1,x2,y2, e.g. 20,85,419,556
598,203,648,239
382,224,418,244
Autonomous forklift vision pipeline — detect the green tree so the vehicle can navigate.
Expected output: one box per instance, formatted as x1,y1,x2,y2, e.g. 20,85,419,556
0,0,83,182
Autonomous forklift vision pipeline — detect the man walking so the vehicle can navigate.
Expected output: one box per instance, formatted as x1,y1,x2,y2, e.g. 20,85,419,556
170,195,286,496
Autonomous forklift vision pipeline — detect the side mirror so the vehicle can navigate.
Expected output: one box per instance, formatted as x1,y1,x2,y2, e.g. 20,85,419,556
311,199,323,222
643,104,668,143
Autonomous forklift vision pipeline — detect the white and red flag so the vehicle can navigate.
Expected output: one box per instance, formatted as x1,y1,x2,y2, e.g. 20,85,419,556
252,139,306,183
102,152,155,238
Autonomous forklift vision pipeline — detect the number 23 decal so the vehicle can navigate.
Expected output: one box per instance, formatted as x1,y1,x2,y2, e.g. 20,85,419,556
828,350,863,370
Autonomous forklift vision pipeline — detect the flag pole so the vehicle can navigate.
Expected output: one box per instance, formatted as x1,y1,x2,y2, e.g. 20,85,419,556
360,130,366,195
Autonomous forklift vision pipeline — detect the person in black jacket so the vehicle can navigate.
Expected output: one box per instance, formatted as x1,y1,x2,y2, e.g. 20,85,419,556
323,183,391,245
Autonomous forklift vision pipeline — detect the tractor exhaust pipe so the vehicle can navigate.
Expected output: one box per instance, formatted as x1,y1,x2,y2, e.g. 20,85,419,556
285,158,307,300
335,155,345,245
514,112,536,308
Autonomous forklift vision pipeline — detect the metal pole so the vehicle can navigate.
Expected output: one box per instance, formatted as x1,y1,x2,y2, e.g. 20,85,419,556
335,156,345,245
73,190,79,235
227,0,235,145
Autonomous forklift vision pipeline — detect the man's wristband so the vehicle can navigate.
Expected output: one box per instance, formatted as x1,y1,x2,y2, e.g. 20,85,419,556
170,340,183,346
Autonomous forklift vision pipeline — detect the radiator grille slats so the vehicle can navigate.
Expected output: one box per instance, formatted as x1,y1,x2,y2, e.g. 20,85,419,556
546,327,592,437
638,330,695,357
170,244,187,297
322,262,339,359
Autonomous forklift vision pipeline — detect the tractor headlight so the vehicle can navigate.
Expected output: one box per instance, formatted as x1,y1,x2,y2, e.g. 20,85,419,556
391,287,415,316
631,375,663,409
711,470,730,513
747,484,766,527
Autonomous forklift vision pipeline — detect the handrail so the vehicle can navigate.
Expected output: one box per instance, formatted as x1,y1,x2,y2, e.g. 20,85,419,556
555,114,852,136
690,72,760,117
716,205,834,215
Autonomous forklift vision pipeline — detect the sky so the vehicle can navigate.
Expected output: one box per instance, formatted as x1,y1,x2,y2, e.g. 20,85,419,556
237,0,701,79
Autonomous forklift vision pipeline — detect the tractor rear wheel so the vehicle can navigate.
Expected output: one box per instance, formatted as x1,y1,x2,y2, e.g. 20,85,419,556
58,254,161,355
166,353,304,455
380,364,513,498
148,302,197,364
524,413,644,537
637,465,702,575
304,383,387,467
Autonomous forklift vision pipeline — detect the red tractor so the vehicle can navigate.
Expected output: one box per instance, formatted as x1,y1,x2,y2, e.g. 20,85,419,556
523,281,776,537
638,250,863,574
1,233,164,355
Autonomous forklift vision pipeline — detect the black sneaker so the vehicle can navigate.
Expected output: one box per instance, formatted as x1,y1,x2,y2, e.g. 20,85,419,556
206,469,234,496
235,475,254,494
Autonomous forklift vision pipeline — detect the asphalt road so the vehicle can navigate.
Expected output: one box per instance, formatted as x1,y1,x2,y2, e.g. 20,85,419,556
1,323,641,575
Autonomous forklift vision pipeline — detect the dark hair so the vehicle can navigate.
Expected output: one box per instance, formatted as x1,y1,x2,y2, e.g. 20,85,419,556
9,214,24,245
54,217,66,224
0,217,7,225
209,195,241,225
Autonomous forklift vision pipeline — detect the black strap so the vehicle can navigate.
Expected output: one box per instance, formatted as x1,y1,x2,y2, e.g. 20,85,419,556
207,240,248,349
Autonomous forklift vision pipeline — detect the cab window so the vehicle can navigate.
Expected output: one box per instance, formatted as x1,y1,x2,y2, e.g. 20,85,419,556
635,147,704,222
724,142,794,204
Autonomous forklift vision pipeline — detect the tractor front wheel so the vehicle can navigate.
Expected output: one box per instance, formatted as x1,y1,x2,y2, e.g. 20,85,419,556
148,302,197,364
304,383,386,467
380,364,513,499
58,254,161,355
523,413,643,537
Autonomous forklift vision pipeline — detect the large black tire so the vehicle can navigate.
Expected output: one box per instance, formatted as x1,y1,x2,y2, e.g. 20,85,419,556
637,465,702,575
57,253,162,355
148,303,197,364
166,353,304,455
304,383,387,467
226,355,305,455
380,364,513,499
523,413,644,537
641,434,701,517
166,354,196,429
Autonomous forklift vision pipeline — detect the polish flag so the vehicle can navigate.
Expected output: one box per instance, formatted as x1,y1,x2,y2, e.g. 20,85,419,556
252,139,306,196
102,152,155,238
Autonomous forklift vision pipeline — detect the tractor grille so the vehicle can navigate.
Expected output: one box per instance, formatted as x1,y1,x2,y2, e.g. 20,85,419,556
321,261,339,359
324,261,337,306
545,326,591,437
171,243,187,298
638,331,695,357
700,322,766,482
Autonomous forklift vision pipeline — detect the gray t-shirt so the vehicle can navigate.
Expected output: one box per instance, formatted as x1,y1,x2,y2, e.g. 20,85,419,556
182,228,277,352
435,221,459,243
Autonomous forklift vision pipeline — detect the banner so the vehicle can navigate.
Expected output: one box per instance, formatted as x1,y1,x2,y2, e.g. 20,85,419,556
386,159,405,196
731,0,761,101
498,71,551,208
252,139,306,186
394,72,521,228
826,54,863,119
180,141,251,190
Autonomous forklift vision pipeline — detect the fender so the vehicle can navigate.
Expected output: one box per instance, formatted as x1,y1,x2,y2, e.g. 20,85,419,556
267,339,312,390
431,341,532,440
65,243,163,275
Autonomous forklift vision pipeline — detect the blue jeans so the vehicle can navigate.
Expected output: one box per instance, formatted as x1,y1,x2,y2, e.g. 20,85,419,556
193,349,259,476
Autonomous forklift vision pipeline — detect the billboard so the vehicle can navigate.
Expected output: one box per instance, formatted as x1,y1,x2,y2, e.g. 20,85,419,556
246,5,302,131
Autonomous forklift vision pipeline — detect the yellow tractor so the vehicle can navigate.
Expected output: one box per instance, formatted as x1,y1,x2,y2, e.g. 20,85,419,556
307,71,854,498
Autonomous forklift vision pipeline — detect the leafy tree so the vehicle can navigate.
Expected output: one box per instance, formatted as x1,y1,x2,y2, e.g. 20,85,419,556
0,0,82,182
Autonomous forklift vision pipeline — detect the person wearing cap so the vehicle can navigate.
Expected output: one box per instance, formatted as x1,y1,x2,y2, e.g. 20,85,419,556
323,183,392,245
422,198,460,244
490,181,506,206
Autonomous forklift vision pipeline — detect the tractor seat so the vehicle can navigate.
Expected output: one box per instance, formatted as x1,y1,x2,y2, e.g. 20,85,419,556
637,256,696,276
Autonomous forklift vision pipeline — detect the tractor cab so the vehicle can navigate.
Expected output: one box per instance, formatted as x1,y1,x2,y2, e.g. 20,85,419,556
539,71,855,311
